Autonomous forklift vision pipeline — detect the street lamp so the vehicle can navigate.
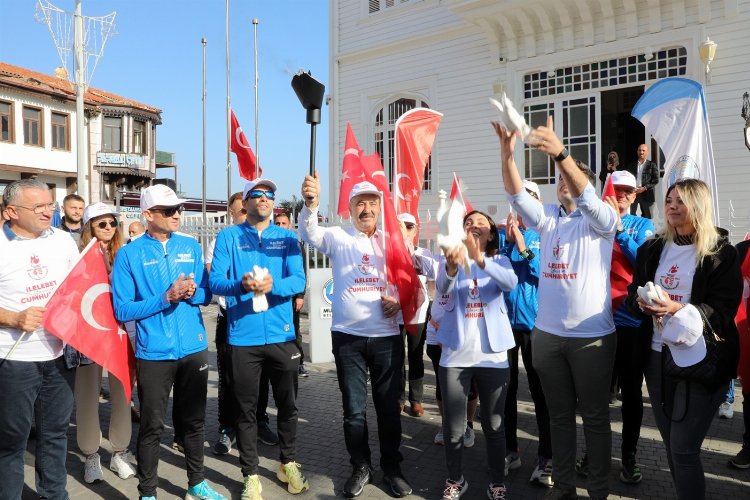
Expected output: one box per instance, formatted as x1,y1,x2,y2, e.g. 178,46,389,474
291,70,325,179
699,36,717,83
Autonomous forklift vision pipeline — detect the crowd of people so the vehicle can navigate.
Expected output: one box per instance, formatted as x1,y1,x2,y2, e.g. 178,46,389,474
1,114,749,500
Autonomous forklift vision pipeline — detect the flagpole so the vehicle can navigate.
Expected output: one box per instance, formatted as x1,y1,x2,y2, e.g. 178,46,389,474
225,0,232,212
252,18,259,177
201,37,208,256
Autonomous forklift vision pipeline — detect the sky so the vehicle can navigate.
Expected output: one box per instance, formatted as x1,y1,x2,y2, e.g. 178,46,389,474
1,0,330,211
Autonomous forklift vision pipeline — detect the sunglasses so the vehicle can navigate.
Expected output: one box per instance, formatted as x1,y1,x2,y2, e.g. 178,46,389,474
151,205,185,217
614,186,636,195
246,190,275,200
404,224,416,230
96,220,118,229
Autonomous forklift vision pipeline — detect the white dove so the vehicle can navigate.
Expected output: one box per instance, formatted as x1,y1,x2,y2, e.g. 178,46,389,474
636,281,667,307
489,93,531,142
436,189,471,274
247,265,270,312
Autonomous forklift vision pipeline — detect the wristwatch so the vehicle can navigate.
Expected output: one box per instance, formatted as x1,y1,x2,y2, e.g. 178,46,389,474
519,249,535,261
554,148,569,162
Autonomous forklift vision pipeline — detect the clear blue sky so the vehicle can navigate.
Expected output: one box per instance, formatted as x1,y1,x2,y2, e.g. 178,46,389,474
1,0,329,210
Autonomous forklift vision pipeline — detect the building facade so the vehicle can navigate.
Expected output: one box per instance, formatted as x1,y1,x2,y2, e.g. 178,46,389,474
330,0,750,243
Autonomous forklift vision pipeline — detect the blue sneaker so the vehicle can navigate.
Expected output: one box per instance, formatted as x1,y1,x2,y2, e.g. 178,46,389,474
140,497,157,500
185,480,227,500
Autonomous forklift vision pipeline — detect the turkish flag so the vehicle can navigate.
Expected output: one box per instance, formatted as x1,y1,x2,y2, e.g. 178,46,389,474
337,123,366,218
393,108,443,222
603,174,633,311
735,247,750,385
231,110,261,181
449,173,474,214
43,240,136,399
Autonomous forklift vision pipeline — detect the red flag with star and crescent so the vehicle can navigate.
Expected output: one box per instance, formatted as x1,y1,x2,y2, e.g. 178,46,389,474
337,123,365,218
231,110,261,181
603,174,633,311
393,108,443,222
42,240,136,399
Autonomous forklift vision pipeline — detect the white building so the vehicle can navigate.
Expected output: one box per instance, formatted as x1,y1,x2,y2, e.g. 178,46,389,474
0,61,161,206
329,0,750,242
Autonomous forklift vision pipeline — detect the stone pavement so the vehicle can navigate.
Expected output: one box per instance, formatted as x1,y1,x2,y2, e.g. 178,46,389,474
24,303,750,499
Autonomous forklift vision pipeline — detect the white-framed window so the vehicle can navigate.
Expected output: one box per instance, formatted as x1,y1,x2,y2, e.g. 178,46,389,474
373,96,433,192
133,119,145,154
103,116,122,152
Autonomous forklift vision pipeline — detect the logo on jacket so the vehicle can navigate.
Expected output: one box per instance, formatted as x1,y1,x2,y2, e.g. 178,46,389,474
358,254,374,275
659,264,680,290
27,254,48,280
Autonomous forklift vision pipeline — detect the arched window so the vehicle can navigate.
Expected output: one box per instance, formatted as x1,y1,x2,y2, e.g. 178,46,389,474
373,96,433,192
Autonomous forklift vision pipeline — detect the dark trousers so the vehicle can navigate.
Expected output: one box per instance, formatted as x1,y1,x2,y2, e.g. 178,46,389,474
399,323,426,404
644,350,727,500
631,196,655,219
293,306,305,364
0,356,74,500
229,342,300,476
136,350,208,496
331,331,404,473
426,344,478,403
504,329,552,459
216,308,271,431
614,325,644,457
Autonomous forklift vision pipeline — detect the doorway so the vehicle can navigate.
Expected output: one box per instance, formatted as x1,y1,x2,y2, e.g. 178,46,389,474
600,87,645,178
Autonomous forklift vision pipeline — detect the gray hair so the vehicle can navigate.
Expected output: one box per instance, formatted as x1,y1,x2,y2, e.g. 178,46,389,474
2,179,50,206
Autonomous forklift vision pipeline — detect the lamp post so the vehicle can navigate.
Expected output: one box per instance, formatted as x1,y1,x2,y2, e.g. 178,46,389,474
699,36,717,83
291,70,326,187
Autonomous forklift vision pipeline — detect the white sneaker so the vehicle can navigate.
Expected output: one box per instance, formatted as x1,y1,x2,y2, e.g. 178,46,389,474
463,425,475,448
529,456,553,487
109,450,137,479
719,401,734,419
84,452,104,484
434,428,444,445
504,452,521,476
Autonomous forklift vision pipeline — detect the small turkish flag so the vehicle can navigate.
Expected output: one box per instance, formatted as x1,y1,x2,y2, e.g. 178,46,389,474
43,240,136,399
603,174,633,311
231,110,261,181
337,123,366,218
449,173,474,214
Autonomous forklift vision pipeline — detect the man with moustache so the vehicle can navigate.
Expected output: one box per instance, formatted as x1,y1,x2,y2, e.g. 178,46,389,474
0,179,80,500
622,144,659,219
298,173,412,499
57,193,85,243
209,179,307,499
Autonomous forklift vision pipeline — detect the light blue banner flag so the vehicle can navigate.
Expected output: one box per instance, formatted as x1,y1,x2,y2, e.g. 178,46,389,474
632,78,719,223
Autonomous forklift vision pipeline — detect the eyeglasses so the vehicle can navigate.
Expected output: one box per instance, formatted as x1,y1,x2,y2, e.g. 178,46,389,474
96,220,118,229
246,190,275,200
151,205,184,217
10,202,56,214
404,224,416,230
614,186,636,195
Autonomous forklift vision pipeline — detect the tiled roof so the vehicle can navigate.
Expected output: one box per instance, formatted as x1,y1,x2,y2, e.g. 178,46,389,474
0,61,161,114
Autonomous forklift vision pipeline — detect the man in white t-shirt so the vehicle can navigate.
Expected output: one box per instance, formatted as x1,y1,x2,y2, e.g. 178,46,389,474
0,179,80,499
494,118,618,500
299,173,412,499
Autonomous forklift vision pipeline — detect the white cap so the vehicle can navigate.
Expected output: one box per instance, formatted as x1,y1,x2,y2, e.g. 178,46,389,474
349,181,380,201
83,202,119,225
522,180,541,199
397,213,417,225
610,171,637,189
242,179,278,200
140,185,187,211
661,305,707,367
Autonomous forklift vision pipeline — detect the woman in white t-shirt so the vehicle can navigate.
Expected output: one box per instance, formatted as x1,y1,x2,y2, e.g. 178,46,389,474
436,210,518,500
627,178,741,500
74,203,137,484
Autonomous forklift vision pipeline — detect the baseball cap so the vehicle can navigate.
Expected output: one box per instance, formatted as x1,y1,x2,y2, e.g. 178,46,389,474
661,305,707,367
140,185,187,211
397,213,417,226
242,178,278,200
349,181,380,201
610,171,637,189
522,180,541,199
83,202,120,225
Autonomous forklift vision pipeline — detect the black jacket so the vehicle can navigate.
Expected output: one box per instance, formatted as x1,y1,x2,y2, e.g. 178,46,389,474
626,233,742,385
621,160,659,203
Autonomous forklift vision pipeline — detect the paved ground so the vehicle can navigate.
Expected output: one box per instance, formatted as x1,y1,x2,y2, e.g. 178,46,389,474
24,304,750,499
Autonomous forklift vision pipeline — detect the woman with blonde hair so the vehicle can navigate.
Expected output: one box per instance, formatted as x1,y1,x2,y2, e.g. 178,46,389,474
75,202,136,483
627,178,742,499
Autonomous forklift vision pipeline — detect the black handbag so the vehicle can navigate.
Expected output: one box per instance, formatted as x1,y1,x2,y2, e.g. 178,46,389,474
661,306,723,387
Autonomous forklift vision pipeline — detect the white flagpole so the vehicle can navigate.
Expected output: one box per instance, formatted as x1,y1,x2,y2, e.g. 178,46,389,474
225,0,231,211
253,18,259,177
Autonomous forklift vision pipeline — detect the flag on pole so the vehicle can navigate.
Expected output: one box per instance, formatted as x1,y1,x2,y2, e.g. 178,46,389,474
734,248,750,386
42,240,136,400
231,110,261,181
602,175,633,311
337,123,366,218
449,173,474,214
631,78,719,222
393,108,443,222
